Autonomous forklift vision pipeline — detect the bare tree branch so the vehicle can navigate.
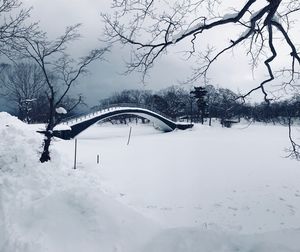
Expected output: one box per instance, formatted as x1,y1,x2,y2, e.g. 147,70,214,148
102,0,300,159
7,24,110,162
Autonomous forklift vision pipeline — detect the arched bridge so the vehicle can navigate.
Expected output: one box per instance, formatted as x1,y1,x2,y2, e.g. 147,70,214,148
53,104,193,140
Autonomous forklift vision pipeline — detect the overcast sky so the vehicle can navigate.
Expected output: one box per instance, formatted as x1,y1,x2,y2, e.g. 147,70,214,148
24,0,193,106
3,0,299,108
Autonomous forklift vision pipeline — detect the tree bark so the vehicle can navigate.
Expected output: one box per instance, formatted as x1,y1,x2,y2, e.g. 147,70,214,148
40,99,54,163
40,131,52,162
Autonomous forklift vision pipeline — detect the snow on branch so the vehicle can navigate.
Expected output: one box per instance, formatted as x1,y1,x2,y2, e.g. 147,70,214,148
56,107,67,115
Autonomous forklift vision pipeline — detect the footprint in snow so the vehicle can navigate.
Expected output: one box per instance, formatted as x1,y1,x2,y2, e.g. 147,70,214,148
213,203,223,208
160,207,172,211
146,205,157,209
228,206,238,211
286,204,296,215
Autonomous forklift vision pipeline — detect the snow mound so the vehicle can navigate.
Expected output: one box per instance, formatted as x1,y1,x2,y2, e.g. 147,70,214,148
0,112,42,173
56,107,67,114
0,112,159,252
1,112,300,252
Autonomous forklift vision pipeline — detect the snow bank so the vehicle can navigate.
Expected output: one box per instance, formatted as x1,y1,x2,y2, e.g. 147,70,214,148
0,112,42,173
1,112,300,252
0,112,158,252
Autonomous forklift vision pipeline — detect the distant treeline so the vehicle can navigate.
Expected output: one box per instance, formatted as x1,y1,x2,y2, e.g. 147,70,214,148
94,85,300,126
4,79,300,126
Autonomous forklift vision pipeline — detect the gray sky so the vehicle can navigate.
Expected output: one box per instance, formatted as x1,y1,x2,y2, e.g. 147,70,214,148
8,0,299,107
21,0,197,105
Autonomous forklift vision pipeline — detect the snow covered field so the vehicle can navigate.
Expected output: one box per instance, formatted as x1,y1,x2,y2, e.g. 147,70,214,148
1,112,300,252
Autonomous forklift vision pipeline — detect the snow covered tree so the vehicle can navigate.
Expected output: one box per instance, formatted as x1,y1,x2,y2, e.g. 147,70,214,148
190,86,208,124
102,0,300,157
9,24,109,163
205,85,219,126
217,88,240,127
152,86,188,120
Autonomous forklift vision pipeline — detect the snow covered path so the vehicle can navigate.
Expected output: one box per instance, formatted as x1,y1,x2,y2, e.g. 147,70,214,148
56,123,300,234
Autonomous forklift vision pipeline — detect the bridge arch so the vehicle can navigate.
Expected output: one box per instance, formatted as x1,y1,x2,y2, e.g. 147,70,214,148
53,106,193,140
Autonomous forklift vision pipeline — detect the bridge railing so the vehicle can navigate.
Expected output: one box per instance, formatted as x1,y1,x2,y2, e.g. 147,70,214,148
60,103,175,125
92,103,174,120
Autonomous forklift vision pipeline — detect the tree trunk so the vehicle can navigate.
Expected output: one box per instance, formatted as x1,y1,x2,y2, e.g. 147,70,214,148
40,99,55,163
40,131,52,162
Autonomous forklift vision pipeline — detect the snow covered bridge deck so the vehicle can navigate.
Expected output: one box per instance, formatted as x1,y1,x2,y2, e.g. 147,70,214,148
53,105,194,140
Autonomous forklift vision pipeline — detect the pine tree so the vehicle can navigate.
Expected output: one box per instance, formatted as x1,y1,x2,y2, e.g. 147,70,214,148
190,86,208,124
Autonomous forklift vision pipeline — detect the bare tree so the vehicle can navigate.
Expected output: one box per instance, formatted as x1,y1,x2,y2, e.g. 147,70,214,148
0,0,36,54
102,0,300,158
158,86,189,120
0,0,38,115
0,62,46,122
9,24,109,162
287,117,300,160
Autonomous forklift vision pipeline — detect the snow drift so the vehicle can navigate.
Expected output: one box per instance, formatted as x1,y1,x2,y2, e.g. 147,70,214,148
0,112,158,252
1,112,300,252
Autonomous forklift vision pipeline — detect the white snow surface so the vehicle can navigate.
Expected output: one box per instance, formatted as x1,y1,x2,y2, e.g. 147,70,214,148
55,107,67,114
1,112,300,252
171,12,238,44
222,12,238,20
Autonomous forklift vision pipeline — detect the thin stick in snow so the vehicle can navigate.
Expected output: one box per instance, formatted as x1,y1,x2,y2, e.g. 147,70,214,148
74,139,77,169
97,154,100,164
127,126,132,145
